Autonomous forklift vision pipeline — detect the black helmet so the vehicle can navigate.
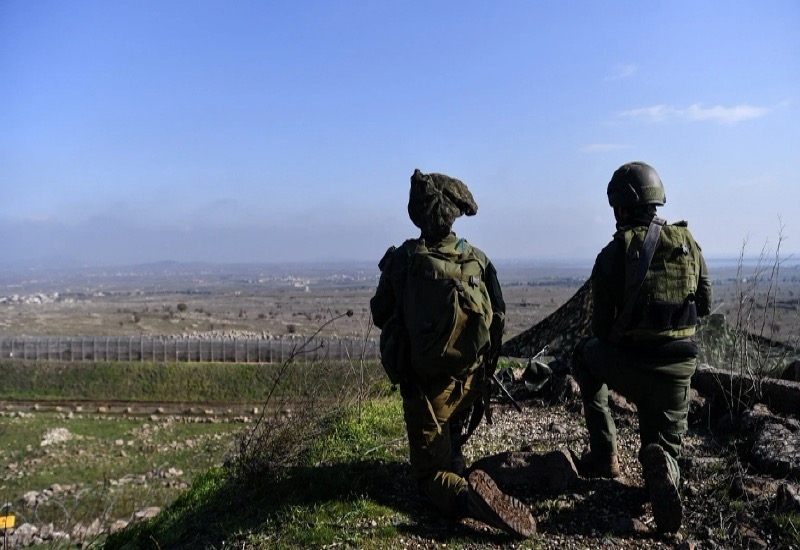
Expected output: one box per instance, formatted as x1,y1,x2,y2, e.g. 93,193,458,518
606,161,666,208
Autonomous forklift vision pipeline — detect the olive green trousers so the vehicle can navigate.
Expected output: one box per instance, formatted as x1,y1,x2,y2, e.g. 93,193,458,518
574,337,696,485
402,371,482,518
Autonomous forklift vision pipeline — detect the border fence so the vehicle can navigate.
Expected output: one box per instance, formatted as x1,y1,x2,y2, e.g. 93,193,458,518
0,336,380,364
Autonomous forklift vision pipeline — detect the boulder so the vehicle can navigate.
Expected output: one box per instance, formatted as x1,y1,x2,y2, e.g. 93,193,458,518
469,449,579,494
741,405,800,479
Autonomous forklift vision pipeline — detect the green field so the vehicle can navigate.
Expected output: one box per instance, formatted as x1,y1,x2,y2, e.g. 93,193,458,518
0,359,390,547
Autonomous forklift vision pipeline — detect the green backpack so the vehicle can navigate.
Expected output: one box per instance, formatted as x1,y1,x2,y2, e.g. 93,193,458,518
618,220,701,341
401,238,494,379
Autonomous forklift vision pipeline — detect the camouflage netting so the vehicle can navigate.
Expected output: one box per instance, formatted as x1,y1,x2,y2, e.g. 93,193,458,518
502,280,593,362
502,281,800,379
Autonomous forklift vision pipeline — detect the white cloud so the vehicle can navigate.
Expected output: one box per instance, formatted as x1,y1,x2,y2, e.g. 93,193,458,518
581,143,631,153
605,64,637,81
685,103,770,123
620,103,773,124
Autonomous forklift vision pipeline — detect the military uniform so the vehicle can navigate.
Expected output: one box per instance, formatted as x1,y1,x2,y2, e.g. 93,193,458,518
575,223,711,484
573,161,713,533
371,232,505,516
369,170,534,539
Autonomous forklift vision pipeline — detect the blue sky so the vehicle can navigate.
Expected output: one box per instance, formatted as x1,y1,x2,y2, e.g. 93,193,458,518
2,1,798,267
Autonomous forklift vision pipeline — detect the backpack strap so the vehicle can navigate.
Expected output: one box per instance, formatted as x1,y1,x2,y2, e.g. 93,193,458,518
387,241,417,391
610,216,666,340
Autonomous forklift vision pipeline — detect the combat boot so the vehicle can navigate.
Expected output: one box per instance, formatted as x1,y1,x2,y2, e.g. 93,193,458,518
641,443,682,533
462,469,536,539
450,447,466,476
572,449,621,479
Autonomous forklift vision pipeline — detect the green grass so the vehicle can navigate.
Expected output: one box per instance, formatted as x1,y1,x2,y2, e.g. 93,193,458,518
773,513,800,547
104,398,414,549
308,399,405,464
0,412,242,526
0,374,411,548
0,359,386,402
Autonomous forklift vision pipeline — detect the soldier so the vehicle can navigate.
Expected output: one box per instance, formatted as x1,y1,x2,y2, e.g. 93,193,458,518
572,162,712,533
370,169,535,539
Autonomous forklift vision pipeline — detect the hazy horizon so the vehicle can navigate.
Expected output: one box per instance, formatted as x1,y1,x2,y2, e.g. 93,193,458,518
2,254,797,274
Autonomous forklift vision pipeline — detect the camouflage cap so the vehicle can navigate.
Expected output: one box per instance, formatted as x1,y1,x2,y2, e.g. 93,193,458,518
407,169,478,240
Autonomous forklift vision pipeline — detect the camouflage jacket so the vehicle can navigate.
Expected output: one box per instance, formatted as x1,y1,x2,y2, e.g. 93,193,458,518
591,220,712,352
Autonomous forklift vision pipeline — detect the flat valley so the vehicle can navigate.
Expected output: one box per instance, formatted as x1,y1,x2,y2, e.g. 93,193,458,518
1,259,798,346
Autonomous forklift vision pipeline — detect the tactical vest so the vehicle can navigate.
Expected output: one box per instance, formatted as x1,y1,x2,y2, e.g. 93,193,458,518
618,222,701,341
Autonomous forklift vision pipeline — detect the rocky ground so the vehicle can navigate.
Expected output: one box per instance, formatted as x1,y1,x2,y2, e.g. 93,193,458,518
0,412,244,549
2,370,799,549
376,369,800,550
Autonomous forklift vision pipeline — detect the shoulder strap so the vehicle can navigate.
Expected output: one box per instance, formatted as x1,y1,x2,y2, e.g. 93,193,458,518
610,216,666,339
389,242,415,390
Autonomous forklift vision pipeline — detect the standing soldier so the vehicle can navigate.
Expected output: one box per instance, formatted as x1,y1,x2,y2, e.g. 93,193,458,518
572,162,712,533
370,169,535,539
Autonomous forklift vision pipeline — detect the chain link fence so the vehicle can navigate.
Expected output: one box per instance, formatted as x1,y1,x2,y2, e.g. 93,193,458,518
0,336,380,364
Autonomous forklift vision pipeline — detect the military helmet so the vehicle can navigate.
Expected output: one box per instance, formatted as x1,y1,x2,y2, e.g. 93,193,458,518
606,161,666,208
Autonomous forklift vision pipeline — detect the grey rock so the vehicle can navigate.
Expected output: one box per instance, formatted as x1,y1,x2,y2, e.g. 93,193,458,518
748,414,800,479
470,449,579,494
110,520,130,533
612,516,649,535
775,482,800,513
134,506,161,520
11,522,37,547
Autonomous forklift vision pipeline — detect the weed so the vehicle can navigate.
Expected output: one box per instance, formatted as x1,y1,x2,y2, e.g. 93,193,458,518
102,310,416,548
105,398,409,549
696,224,799,414
773,513,800,547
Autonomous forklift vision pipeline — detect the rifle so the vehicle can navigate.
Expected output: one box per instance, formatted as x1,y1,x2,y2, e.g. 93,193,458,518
459,355,523,448
491,372,523,412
